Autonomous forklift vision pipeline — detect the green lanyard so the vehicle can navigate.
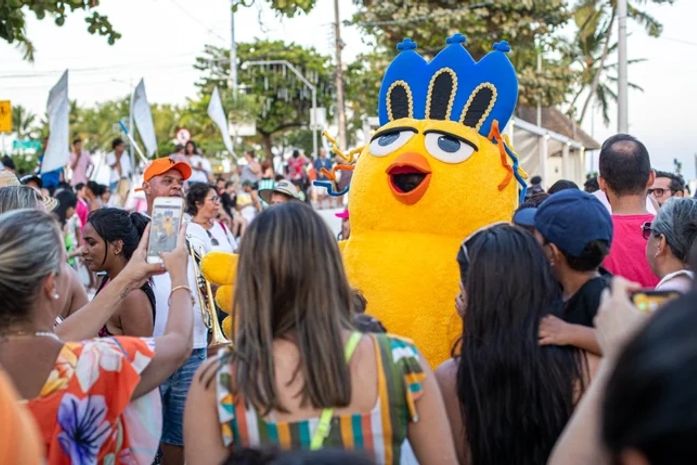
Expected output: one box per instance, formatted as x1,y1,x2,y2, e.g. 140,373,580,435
309,331,363,450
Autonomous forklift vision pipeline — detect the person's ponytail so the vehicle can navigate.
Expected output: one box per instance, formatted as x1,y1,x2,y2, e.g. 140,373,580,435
129,212,149,238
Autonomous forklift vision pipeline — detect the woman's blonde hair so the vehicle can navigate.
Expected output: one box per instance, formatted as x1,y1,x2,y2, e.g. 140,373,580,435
228,202,354,414
0,209,62,326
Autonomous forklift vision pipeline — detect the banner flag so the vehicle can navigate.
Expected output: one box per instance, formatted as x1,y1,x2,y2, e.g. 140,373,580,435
132,78,158,157
207,86,235,155
41,70,69,173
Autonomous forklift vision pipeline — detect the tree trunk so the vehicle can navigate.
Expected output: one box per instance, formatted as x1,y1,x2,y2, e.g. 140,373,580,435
578,10,616,125
260,132,273,159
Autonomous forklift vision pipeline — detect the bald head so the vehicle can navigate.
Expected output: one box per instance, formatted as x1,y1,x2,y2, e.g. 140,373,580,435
599,134,652,196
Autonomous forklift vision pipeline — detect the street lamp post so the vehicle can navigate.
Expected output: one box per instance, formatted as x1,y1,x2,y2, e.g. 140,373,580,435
229,0,238,97
242,59,318,158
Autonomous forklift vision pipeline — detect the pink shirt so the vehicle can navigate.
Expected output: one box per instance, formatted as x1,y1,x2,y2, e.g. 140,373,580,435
287,156,307,180
69,150,92,186
75,198,89,229
603,214,659,287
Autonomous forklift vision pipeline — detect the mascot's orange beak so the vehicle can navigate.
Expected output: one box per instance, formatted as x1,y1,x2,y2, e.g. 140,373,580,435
386,152,432,205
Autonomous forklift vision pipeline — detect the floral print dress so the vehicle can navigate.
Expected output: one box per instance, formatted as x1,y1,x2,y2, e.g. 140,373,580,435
25,337,161,465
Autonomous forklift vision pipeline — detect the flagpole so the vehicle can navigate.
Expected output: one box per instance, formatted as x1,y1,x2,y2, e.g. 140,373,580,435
118,120,148,164
129,83,136,170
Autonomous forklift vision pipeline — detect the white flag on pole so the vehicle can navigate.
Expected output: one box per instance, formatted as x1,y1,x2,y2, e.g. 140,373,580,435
132,79,158,157
207,86,234,155
41,70,69,173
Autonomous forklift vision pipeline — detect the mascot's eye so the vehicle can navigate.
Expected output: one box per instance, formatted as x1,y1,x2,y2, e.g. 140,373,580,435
424,131,476,164
369,129,416,157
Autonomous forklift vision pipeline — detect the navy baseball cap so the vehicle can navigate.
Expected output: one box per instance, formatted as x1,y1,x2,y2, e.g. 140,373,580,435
535,189,613,257
513,206,537,227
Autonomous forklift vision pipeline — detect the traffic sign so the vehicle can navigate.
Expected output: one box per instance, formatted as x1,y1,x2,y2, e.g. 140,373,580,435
176,128,191,144
0,101,11,133
12,139,42,151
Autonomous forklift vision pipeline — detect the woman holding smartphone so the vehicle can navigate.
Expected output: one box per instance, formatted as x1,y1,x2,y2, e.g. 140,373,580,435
0,208,193,465
81,208,155,337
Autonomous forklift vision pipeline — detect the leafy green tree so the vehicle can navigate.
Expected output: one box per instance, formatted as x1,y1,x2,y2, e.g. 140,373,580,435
11,105,38,139
195,40,335,157
343,51,388,143
351,0,573,107
68,97,176,156
69,97,130,153
232,0,317,17
0,1,120,61
66,96,248,160
565,0,673,125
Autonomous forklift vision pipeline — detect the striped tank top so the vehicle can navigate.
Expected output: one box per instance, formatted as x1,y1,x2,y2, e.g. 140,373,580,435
216,333,426,465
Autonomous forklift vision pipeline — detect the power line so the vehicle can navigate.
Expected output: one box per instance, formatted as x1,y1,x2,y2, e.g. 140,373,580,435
660,36,697,47
167,0,227,41
0,60,196,79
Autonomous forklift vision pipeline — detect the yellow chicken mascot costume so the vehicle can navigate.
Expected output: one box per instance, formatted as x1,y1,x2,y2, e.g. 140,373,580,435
202,33,527,366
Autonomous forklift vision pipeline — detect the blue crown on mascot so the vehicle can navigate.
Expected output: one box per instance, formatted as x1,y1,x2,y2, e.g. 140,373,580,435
378,33,518,137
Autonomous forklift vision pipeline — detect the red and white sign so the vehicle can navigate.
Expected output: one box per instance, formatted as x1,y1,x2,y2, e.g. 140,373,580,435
176,128,191,144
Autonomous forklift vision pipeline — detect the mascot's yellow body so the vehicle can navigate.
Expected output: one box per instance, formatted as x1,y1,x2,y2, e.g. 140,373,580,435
343,119,518,365
201,34,525,367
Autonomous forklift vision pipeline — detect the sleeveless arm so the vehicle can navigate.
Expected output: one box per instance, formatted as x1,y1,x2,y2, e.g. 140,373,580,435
184,356,229,465
384,335,458,464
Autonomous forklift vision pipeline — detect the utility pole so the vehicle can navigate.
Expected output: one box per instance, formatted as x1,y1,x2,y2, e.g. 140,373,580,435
333,0,347,150
617,0,628,133
230,0,238,97
536,48,542,127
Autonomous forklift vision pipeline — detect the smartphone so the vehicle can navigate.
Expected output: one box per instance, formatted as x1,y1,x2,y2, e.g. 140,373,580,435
147,197,184,263
631,289,681,314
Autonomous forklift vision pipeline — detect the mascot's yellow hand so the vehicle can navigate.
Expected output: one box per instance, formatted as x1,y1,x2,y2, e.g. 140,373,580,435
221,315,233,340
200,251,238,315
215,284,234,315
200,251,238,285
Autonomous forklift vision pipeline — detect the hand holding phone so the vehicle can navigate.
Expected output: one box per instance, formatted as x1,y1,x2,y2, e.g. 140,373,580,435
147,197,184,263
159,222,189,284
630,289,681,314
594,277,645,360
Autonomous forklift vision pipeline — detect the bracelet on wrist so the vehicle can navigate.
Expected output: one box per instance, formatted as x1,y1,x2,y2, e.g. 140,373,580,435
169,285,195,306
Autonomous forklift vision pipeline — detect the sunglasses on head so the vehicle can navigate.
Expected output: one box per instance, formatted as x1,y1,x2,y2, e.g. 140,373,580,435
641,221,653,240
205,229,219,246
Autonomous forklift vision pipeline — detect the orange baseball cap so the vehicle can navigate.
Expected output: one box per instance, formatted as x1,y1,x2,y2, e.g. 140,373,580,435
136,157,192,190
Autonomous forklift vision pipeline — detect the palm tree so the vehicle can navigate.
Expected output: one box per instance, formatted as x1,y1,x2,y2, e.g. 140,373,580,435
567,0,674,125
11,104,37,139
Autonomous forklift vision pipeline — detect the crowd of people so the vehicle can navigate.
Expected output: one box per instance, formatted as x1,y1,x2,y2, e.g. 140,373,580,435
0,130,695,465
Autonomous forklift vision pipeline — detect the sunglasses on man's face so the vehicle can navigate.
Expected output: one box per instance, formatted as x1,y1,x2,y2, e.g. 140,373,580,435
648,188,673,197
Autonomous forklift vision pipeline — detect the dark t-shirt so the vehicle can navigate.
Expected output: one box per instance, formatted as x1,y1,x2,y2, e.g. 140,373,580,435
313,157,333,181
561,275,611,327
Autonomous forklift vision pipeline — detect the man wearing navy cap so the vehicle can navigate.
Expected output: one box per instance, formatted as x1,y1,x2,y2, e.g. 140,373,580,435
534,189,613,355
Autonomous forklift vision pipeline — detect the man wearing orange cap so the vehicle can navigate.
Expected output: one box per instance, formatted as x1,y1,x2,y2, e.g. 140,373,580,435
139,156,192,215
140,157,203,465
